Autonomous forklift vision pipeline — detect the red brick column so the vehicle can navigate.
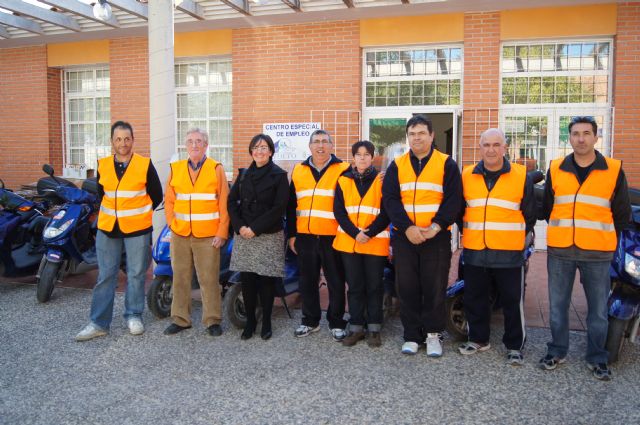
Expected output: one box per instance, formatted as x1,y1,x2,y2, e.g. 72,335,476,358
0,46,51,188
109,38,150,157
461,12,501,167
47,68,63,174
232,21,361,173
614,2,640,187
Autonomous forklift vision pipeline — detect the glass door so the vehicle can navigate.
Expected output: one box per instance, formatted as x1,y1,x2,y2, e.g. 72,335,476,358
364,110,460,250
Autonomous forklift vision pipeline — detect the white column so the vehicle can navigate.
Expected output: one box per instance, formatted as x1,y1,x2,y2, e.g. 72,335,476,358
148,0,175,240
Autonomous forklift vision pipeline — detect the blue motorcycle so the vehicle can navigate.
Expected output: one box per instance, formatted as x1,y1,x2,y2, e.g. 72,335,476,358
36,164,100,303
606,189,640,362
0,179,51,277
146,223,300,328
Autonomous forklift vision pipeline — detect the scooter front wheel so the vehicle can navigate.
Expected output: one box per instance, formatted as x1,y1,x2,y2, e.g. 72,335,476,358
36,260,61,303
147,276,172,319
445,292,468,341
224,283,262,329
606,316,629,363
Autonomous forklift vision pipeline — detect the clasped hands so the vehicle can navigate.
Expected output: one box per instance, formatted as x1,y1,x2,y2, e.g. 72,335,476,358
405,224,440,245
239,226,256,239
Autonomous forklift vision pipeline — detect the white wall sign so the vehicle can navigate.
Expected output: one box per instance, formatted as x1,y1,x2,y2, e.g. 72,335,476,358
264,122,321,161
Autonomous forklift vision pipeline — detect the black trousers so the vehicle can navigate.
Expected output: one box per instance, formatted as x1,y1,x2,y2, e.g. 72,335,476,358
240,272,275,332
341,252,386,331
463,264,525,350
393,233,451,343
295,234,346,329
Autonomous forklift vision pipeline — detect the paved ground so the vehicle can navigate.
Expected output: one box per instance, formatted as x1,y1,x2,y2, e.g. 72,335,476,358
1,281,639,425
2,250,590,332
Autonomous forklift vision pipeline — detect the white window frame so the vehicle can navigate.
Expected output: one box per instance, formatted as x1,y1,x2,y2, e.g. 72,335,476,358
499,38,614,169
62,66,110,176
175,56,233,178
362,44,464,115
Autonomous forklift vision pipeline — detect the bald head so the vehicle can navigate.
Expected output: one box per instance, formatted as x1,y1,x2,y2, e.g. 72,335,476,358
479,128,506,146
479,128,507,171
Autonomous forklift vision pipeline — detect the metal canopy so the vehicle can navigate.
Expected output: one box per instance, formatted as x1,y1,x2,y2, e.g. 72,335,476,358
0,0,619,47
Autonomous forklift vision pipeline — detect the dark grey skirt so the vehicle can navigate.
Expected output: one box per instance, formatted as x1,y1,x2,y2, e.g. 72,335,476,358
230,230,285,278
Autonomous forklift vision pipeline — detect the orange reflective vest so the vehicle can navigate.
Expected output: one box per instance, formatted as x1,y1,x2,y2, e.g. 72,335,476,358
547,156,620,251
97,153,153,234
332,175,390,256
292,161,350,236
462,163,527,250
169,158,220,238
395,150,448,228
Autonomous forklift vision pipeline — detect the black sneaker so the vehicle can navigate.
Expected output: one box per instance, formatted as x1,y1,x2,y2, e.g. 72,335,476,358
538,354,566,370
587,363,612,381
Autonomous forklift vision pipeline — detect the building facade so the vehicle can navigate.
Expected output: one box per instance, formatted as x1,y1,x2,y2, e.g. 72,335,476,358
0,2,638,192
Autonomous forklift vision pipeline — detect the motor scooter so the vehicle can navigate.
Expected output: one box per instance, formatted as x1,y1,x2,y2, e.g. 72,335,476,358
0,179,51,277
147,223,300,328
606,188,640,362
35,164,101,303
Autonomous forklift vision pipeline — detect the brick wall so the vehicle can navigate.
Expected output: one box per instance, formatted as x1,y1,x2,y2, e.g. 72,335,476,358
461,12,501,167
614,2,640,187
0,46,51,189
109,37,150,157
47,68,63,174
232,21,361,174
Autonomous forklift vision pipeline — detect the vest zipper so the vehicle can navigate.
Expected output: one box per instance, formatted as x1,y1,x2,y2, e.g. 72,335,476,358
308,178,319,234
353,183,364,253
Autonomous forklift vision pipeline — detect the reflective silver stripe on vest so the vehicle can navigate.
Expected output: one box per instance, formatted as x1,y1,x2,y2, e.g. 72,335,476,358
400,182,443,193
554,194,610,208
175,193,218,201
104,189,147,198
296,209,335,219
345,206,380,215
548,218,615,232
404,204,440,213
174,212,220,221
337,227,390,239
466,198,521,211
296,189,335,199
464,221,526,231
100,204,152,218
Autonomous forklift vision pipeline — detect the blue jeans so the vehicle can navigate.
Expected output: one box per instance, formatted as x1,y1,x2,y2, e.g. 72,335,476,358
90,230,151,329
547,255,611,364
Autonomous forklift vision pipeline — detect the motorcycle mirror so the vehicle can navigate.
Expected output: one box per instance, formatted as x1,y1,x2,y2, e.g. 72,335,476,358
0,178,4,189
42,164,55,177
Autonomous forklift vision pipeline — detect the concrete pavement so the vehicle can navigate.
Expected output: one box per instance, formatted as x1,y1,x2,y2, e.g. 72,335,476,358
1,281,639,425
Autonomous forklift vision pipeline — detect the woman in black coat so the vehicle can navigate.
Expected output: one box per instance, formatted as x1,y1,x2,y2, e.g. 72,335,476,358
228,134,289,340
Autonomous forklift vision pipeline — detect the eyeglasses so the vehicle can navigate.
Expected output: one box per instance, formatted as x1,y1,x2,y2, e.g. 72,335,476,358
251,146,270,152
310,140,332,145
187,140,205,147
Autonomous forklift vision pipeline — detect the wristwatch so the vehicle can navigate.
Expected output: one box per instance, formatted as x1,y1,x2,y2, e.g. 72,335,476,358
429,223,441,233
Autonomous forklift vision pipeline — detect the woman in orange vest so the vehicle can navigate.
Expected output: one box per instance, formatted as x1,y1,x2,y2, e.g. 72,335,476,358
333,141,390,347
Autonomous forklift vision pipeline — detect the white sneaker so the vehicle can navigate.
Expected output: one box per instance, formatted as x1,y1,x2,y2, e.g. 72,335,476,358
330,328,346,342
426,333,443,357
401,341,419,355
75,323,107,342
127,317,144,336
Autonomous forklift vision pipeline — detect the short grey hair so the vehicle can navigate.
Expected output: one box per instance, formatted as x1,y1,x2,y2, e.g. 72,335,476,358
479,128,506,145
186,127,209,144
309,129,332,144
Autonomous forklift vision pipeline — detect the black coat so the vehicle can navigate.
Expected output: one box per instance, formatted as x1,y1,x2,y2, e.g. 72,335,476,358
228,160,289,236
